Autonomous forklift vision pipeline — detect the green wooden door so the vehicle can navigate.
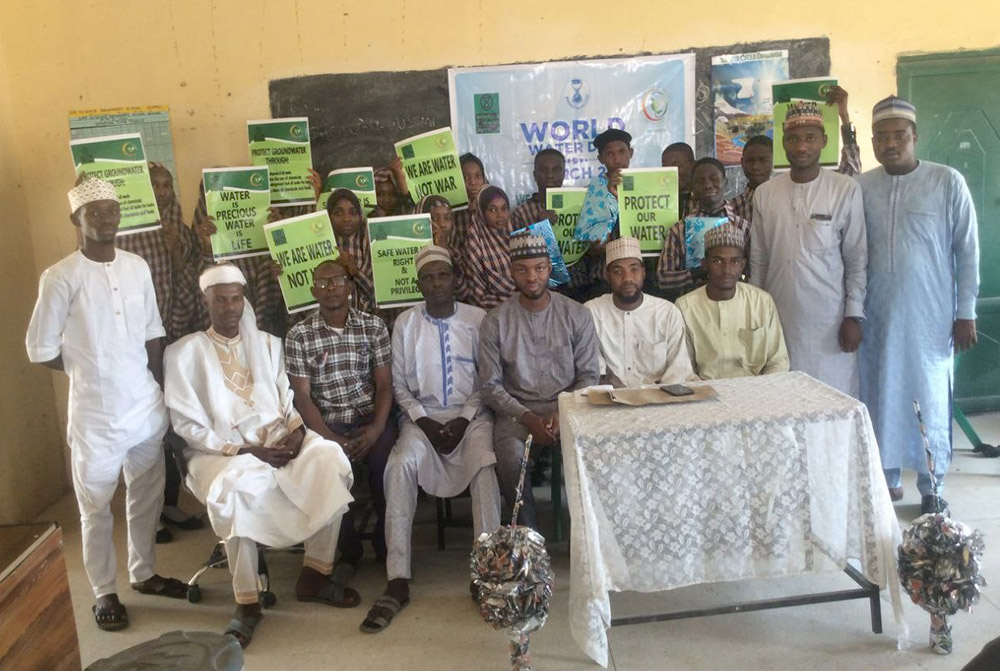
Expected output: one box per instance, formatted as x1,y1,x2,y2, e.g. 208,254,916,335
898,49,1000,412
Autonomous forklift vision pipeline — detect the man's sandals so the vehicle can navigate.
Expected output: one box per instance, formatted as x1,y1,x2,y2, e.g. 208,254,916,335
359,595,410,634
92,602,129,631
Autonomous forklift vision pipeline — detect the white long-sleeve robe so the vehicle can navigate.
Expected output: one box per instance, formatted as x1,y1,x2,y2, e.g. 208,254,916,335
164,330,353,548
750,169,867,396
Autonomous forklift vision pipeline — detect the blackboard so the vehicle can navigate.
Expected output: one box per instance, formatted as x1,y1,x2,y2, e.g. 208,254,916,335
269,37,830,195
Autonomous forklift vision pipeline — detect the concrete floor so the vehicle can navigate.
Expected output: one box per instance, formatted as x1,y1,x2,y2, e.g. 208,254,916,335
41,414,1000,671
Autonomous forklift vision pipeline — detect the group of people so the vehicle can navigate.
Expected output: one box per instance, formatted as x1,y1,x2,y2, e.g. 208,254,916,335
26,86,979,648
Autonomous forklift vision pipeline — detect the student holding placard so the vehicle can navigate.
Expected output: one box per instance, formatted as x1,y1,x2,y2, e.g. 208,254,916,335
247,117,315,207
461,185,517,310
366,213,434,310
452,153,489,255
370,159,415,218
656,158,750,298
326,188,377,314
660,142,695,216
511,148,564,229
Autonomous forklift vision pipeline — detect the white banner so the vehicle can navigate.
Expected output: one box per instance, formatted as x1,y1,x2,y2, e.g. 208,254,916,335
449,54,696,204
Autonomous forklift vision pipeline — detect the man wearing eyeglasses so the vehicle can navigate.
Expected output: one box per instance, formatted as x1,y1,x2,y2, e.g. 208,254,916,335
750,100,868,397
286,257,397,581
676,224,788,379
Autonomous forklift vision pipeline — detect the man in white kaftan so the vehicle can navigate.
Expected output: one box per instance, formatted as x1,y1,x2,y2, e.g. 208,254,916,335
26,178,185,632
359,245,501,634
585,237,694,387
164,264,355,646
751,100,867,397
857,96,980,512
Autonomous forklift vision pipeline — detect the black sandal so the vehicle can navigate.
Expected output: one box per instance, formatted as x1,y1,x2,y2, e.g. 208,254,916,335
131,574,189,599
92,602,129,631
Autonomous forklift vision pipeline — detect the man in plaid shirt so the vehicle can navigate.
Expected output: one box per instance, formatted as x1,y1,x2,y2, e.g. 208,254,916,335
286,257,396,570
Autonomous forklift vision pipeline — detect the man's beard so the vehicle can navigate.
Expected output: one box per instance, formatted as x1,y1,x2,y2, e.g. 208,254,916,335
615,287,642,305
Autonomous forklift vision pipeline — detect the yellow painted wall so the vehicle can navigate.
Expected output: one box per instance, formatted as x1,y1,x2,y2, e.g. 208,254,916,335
0,1,996,516
0,18,66,523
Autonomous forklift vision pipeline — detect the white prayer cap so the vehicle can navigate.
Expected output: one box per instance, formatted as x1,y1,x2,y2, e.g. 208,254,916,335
199,264,247,293
415,245,452,275
68,177,118,214
605,237,642,268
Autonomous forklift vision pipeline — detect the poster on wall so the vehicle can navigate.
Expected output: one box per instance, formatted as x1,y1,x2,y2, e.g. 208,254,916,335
710,50,789,165
449,54,695,204
69,105,177,184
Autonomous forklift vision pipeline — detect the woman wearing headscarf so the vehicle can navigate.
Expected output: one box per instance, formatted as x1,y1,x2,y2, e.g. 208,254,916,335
326,188,378,314
460,184,516,310
369,158,414,218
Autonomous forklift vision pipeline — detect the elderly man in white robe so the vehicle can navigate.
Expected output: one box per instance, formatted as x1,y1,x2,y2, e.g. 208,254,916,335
360,245,501,633
585,236,694,387
164,264,356,648
751,100,867,396
26,177,189,632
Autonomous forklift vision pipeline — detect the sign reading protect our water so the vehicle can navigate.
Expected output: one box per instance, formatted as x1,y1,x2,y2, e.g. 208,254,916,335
247,117,314,206
545,187,588,267
368,214,434,308
449,55,695,202
69,133,160,235
617,167,679,256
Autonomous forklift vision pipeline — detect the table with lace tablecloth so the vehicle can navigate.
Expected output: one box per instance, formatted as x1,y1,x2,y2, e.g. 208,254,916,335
559,371,903,667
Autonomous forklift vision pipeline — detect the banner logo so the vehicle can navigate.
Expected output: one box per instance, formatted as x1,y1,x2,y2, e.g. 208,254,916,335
310,220,326,235
249,172,265,188
122,141,139,158
642,88,669,122
564,78,590,109
289,124,306,139
271,229,287,245
356,173,372,189
412,219,430,236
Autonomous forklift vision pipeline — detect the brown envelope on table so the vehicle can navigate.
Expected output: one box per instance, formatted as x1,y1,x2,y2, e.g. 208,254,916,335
587,385,718,407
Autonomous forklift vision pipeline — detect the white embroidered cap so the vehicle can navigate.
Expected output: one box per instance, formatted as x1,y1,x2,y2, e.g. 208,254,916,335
68,177,118,214
415,244,452,275
199,264,248,293
605,237,642,268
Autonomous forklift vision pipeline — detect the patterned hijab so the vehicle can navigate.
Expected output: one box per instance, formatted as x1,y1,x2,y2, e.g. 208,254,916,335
327,188,375,311
464,185,516,309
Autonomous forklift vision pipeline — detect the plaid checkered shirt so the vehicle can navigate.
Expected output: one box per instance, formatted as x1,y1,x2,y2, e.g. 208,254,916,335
284,308,391,427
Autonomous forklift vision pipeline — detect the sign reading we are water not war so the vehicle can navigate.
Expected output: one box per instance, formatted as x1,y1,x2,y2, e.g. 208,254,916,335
545,188,588,267
248,117,314,206
368,214,433,308
203,167,271,260
264,211,339,313
617,167,679,256
70,133,160,235
394,128,467,209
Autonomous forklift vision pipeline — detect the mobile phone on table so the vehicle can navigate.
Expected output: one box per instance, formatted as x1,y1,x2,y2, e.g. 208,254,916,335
660,384,695,397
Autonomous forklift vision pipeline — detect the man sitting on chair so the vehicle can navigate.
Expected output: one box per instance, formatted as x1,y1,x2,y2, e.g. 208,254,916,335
164,264,357,648
360,245,501,634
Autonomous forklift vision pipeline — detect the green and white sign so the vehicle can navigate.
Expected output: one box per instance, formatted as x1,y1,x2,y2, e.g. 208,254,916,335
394,127,467,210
617,167,679,256
367,214,434,308
202,167,271,260
264,210,339,313
317,167,377,213
772,77,841,168
247,117,314,206
69,132,160,235
545,187,589,267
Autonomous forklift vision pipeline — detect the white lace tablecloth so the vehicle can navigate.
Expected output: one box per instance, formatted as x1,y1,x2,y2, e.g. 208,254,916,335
559,372,903,667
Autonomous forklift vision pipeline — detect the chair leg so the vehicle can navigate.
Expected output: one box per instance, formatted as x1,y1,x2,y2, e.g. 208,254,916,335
436,497,446,551
551,449,563,543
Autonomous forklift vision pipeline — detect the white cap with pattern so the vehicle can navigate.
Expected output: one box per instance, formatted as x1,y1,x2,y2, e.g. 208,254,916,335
68,177,118,214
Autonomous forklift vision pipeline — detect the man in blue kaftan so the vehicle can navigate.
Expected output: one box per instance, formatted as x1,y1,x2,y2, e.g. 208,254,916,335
856,96,980,515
